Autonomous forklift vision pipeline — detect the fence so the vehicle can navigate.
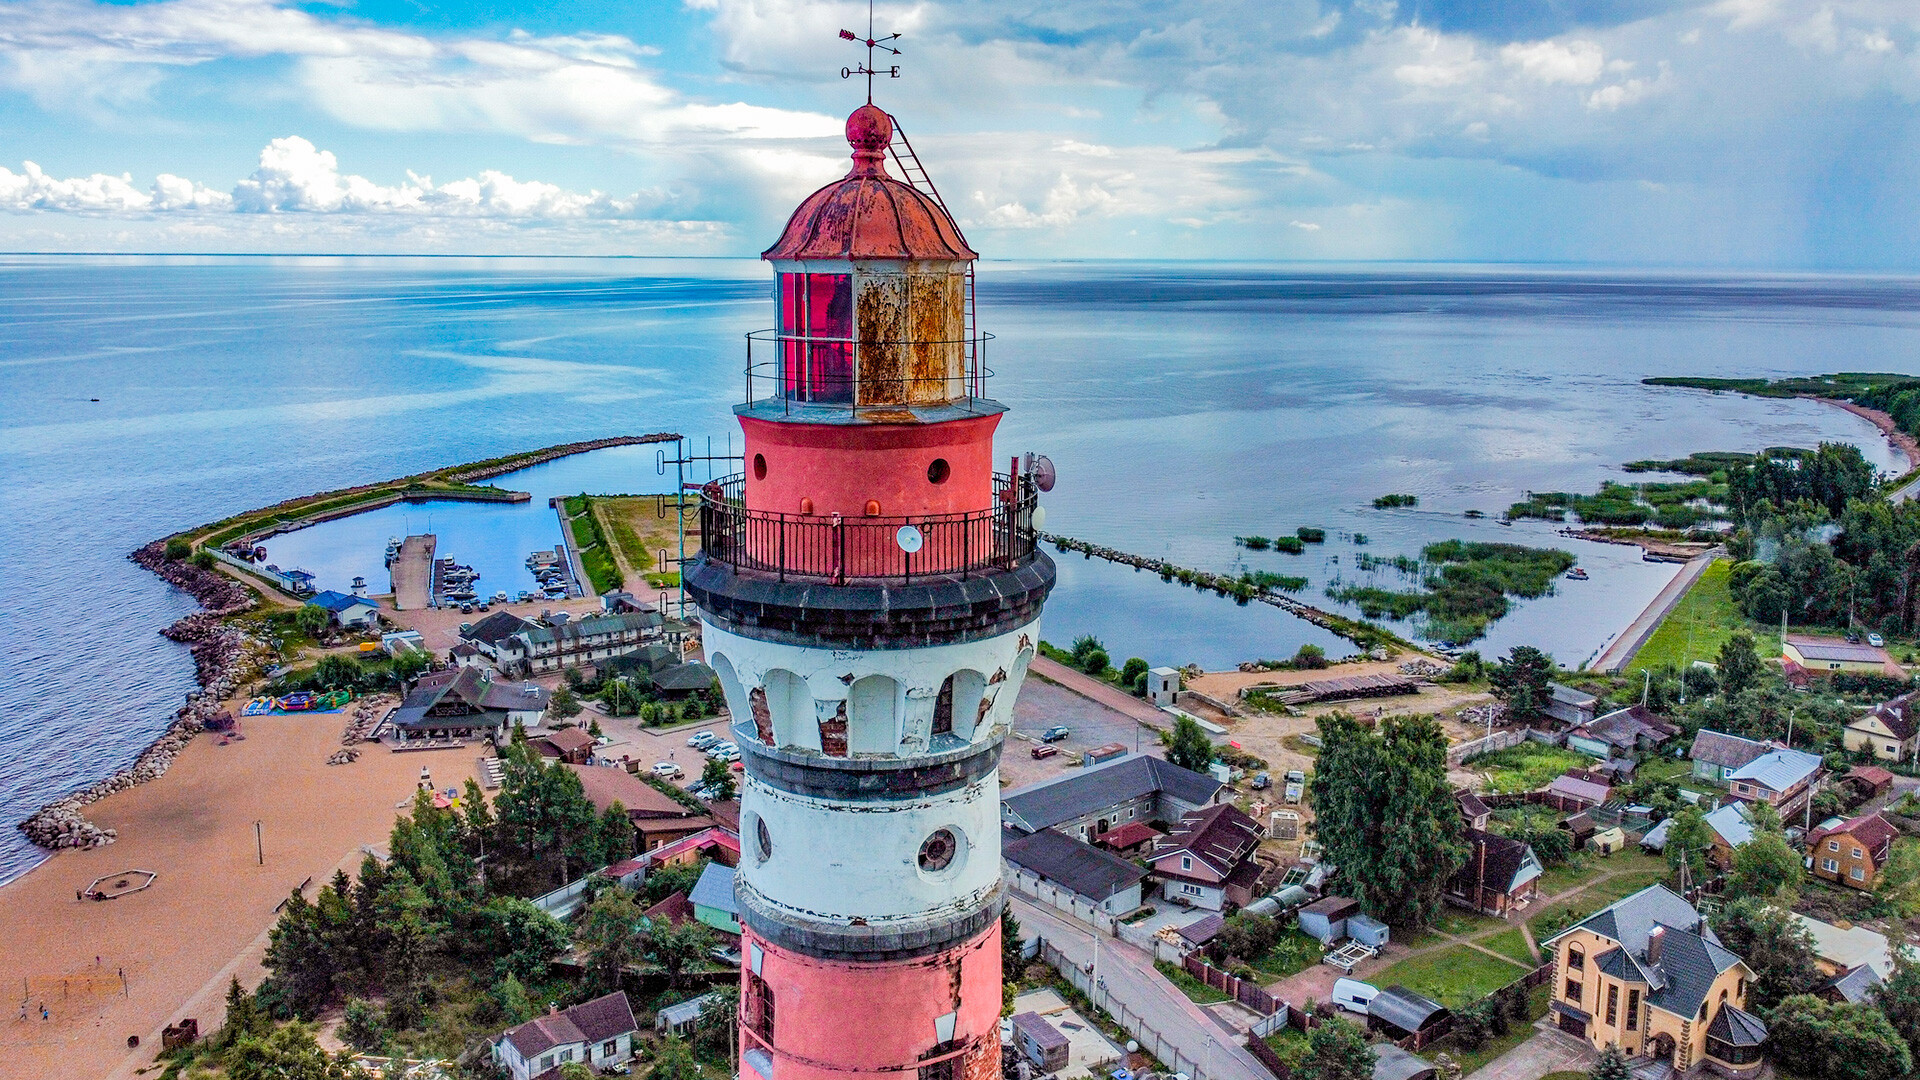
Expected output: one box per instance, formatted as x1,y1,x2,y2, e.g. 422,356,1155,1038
529,875,595,920
1039,939,1219,1080
1449,727,1529,766
1243,1032,1293,1080
1183,954,1280,1016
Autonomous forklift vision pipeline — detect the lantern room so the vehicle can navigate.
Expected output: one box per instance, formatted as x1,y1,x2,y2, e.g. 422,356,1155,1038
758,104,979,408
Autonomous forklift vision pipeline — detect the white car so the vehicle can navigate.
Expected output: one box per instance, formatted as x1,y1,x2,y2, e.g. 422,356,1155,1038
710,744,741,763
688,730,720,750
650,761,684,780
1869,633,1886,648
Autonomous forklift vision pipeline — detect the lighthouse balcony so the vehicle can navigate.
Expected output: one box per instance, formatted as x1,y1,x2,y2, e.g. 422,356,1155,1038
745,328,995,415
698,471,1039,585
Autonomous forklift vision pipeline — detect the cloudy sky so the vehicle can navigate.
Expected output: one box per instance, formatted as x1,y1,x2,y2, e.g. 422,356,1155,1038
1,0,1916,265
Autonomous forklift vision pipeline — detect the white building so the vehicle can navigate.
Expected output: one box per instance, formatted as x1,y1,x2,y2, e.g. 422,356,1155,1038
492,992,637,1080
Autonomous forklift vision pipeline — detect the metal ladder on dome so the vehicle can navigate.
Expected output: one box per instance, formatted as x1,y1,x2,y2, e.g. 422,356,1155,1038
887,116,980,398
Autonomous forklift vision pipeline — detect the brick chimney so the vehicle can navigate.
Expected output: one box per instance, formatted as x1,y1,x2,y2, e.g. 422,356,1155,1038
1646,925,1665,965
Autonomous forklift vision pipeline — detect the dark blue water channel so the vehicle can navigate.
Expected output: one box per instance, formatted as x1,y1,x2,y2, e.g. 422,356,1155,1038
5,257,1918,883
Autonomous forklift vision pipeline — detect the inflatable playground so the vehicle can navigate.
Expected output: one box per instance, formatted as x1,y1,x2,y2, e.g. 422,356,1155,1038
242,689,353,716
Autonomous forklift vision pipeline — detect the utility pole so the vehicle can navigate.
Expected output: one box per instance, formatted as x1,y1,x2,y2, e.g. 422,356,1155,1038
254,820,264,866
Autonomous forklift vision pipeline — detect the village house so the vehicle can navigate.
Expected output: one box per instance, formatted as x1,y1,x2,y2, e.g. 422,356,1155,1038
1795,912,1898,1004
1806,811,1899,891
535,725,597,765
596,643,717,698
1445,829,1544,916
1702,804,1754,870
390,667,550,741
689,861,742,940
1003,826,1148,914
1725,747,1823,819
1690,730,1769,784
1148,803,1267,911
496,610,672,676
1000,753,1222,840
1783,633,1902,677
459,610,533,664
307,589,381,629
1544,884,1765,1076
1544,772,1612,813
565,763,714,852
491,991,637,1080
1846,691,1920,763
1568,704,1679,760
1454,789,1493,830
1545,682,1600,727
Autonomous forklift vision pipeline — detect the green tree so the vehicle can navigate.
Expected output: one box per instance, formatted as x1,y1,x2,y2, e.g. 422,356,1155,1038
1292,643,1329,670
226,1024,365,1080
649,918,717,988
1165,714,1215,773
340,998,386,1054
575,890,644,992
1876,839,1920,917
558,1064,595,1080
388,647,429,686
1710,896,1824,1012
1300,1017,1374,1080
548,684,583,720
1663,807,1714,883
490,974,536,1026
262,890,338,1017
313,653,361,691
1590,1045,1632,1080
1311,712,1466,927
1729,822,1804,901
1489,645,1555,720
701,756,738,801
294,603,330,636
1120,657,1150,686
1873,960,1920,1066
1717,631,1765,696
649,1036,701,1080
472,897,571,982
219,976,272,1048
1768,994,1912,1080
1002,908,1023,964
165,536,192,560
493,743,601,888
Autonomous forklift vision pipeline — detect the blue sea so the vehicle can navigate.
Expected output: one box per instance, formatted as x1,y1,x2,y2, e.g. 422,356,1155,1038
5,256,1920,884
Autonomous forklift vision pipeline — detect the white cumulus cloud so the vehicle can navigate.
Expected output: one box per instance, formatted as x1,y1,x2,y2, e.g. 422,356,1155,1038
0,161,230,213
1501,39,1607,84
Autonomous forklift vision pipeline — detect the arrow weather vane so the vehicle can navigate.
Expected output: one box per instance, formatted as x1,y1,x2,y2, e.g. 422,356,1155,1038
839,0,901,103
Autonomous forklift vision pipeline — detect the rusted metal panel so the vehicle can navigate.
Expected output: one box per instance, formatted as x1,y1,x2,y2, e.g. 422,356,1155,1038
908,269,964,402
857,269,909,405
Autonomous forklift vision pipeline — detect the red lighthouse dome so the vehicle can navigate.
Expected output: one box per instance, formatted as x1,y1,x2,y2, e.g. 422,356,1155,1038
762,105,976,261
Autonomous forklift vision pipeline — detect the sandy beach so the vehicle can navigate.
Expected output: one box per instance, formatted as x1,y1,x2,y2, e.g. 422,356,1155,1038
0,704,477,1080
1821,397,1920,473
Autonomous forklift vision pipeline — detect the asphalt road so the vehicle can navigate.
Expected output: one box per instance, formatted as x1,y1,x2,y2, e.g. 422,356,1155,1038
1012,897,1270,1080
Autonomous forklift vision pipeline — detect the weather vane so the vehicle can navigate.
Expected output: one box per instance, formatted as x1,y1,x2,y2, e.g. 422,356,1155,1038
839,0,901,104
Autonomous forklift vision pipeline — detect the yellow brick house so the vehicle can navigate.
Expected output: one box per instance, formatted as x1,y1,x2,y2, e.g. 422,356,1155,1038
1845,690,1920,763
1544,885,1767,1077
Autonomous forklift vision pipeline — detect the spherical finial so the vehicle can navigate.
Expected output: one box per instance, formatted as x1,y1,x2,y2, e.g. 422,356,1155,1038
847,104,893,153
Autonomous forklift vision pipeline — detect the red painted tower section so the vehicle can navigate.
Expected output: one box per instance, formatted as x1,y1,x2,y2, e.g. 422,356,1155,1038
688,101,1052,1080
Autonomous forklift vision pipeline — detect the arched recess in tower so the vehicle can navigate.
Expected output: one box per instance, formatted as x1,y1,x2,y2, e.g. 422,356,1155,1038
847,674,901,754
710,652,748,723
764,669,815,751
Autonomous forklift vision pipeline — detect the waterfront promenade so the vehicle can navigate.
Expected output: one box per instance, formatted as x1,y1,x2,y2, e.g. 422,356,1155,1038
1589,551,1720,672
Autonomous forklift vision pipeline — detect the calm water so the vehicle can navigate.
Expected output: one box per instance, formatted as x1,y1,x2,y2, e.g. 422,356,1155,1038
5,257,1918,884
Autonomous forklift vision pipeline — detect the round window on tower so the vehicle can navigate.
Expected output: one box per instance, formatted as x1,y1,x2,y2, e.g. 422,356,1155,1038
927,458,950,485
756,816,773,863
753,454,768,481
918,828,959,873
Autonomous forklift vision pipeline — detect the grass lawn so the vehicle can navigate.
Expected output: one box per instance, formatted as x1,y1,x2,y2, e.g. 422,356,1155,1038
1628,559,1780,674
1587,869,1667,902
1481,927,1538,966
1156,959,1229,1004
1431,984,1552,1076
1535,859,1600,898
1435,908,1507,937
1369,944,1529,1009
1472,743,1592,794
1246,932,1324,981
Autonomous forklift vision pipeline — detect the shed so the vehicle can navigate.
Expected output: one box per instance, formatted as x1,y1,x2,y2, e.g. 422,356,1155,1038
1589,826,1628,854
1348,913,1391,948
1367,986,1450,1042
1010,1011,1069,1071
1177,913,1226,949
656,992,719,1034
1084,742,1129,766
1559,811,1596,846
1271,884,1311,912
1148,667,1181,707
1298,896,1362,944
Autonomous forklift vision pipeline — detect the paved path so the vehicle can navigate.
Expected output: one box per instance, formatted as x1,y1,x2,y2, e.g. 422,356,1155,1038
1590,551,1720,673
1467,1023,1595,1080
1013,897,1269,1080
1030,656,1173,728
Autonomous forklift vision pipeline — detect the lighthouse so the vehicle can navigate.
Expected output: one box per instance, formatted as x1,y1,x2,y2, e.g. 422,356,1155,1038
686,103,1053,1079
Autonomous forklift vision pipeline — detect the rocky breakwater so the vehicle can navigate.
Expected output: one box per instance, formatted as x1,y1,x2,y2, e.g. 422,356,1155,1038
17,543,273,851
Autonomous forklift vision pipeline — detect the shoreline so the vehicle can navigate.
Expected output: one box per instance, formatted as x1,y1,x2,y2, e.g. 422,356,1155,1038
14,435,673,865
1814,396,1920,474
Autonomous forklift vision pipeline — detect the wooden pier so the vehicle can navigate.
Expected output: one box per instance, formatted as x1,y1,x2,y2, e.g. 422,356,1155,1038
389,534,436,611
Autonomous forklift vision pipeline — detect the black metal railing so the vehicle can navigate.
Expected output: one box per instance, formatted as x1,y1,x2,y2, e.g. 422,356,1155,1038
743,329,994,416
698,472,1039,584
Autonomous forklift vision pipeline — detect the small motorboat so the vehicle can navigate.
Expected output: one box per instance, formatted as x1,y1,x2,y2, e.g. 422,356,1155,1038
491,591,509,603
1565,567,1589,580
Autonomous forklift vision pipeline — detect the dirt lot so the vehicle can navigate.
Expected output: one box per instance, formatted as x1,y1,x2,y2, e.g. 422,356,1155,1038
1002,678,1161,788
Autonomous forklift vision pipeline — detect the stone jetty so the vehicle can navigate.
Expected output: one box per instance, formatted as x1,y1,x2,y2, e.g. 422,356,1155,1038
17,544,274,851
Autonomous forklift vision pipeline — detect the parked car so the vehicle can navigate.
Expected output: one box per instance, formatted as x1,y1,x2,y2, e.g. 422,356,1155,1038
651,761,684,780
711,744,741,763
1041,725,1071,743
1870,632,1886,647
1285,769,1306,784
688,730,720,750
1250,772,1271,790
1030,744,1060,760
687,782,716,800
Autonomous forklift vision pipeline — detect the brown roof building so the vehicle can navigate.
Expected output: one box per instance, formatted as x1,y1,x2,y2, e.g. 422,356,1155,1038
1446,829,1545,916
1808,811,1900,892
564,764,709,853
1149,804,1266,911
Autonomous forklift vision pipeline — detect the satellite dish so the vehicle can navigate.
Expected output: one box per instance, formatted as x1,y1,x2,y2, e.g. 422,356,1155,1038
896,525,924,554
1031,506,1047,531
1025,453,1057,492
